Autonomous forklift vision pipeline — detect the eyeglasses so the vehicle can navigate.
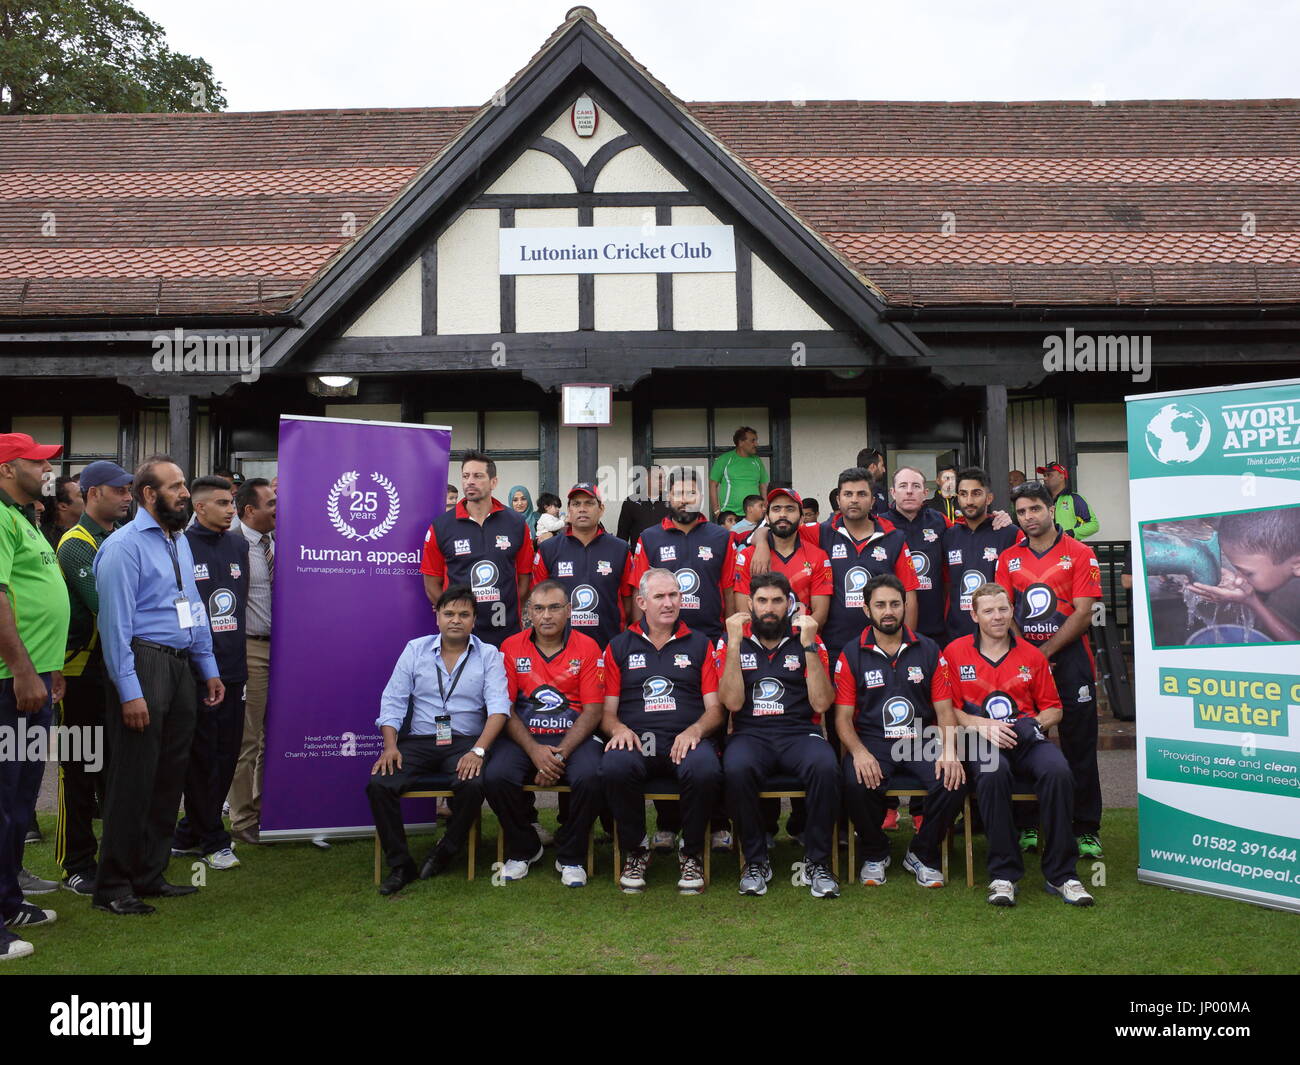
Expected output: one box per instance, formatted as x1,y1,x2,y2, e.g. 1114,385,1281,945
532,603,569,615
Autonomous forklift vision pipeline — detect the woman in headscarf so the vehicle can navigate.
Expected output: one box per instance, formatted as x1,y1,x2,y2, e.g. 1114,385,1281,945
508,484,538,536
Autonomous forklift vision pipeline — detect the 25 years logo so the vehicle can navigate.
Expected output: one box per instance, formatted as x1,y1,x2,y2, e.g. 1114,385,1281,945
327,471,401,542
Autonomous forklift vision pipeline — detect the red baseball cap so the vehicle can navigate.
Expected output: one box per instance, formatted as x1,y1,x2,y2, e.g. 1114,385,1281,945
765,486,804,508
567,481,603,502
0,433,63,465
1036,462,1068,478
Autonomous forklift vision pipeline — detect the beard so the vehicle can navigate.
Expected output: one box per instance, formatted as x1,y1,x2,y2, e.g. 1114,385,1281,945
155,495,189,532
872,615,902,636
769,518,797,539
752,612,787,640
670,504,699,523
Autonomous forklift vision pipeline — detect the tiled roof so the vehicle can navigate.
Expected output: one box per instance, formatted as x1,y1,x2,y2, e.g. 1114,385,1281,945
2,90,1298,316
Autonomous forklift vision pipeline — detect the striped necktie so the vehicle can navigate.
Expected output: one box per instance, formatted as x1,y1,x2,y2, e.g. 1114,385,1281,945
260,533,275,585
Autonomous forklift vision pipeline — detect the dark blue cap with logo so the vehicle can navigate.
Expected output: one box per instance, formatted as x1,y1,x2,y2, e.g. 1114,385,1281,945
79,460,133,490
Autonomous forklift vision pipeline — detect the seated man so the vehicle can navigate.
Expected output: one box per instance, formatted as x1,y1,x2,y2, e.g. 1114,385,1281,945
943,583,1094,907
485,580,604,887
834,575,967,888
366,585,510,896
601,568,724,894
718,573,840,898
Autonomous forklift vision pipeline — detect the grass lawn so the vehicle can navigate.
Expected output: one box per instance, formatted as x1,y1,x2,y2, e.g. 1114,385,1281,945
4,807,1294,975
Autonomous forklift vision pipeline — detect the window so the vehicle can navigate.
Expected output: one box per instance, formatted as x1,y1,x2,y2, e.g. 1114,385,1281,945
10,414,122,479
426,409,545,503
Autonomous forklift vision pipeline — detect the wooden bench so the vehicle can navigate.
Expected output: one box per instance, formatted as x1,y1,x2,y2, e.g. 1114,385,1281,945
846,790,975,888
611,779,711,886
735,778,840,881
494,784,596,875
372,789,480,884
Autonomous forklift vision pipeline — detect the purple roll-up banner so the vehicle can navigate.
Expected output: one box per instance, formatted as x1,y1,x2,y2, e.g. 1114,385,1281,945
261,414,451,839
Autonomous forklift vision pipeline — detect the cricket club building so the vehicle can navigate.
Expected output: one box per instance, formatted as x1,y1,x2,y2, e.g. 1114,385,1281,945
2,7,1298,559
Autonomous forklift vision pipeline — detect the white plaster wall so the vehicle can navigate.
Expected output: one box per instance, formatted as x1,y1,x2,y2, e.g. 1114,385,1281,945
514,208,579,332
593,206,657,330
323,403,403,422
752,254,830,331
484,149,577,194
671,205,736,330
791,397,867,506
1075,403,1130,540
437,209,500,334
594,145,686,193
342,258,422,337
540,103,629,165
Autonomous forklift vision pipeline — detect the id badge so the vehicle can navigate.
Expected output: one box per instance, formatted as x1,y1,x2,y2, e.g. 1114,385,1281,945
175,597,194,629
435,714,452,746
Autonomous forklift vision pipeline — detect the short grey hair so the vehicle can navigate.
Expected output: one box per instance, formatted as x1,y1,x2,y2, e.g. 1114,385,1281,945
637,567,679,600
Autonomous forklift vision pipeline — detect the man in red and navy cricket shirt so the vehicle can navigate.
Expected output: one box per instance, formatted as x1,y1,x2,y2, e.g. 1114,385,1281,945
833,574,967,889
627,468,736,643
942,582,1093,907
717,571,840,898
421,451,532,648
996,480,1103,858
878,466,954,643
746,467,918,662
531,482,632,649
942,467,1022,642
734,488,831,630
483,580,604,888
601,568,725,894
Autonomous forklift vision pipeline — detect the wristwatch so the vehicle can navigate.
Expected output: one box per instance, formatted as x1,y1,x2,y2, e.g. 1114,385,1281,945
471,746,486,758
802,644,818,652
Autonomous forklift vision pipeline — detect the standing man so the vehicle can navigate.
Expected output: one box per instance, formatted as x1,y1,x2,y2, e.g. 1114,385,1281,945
709,427,767,521
54,459,132,896
367,585,511,895
942,467,1021,642
997,480,1104,859
616,465,670,545
926,464,958,523
93,456,225,916
229,476,275,846
532,482,633,650
0,433,69,956
734,488,830,630
856,448,889,516
421,451,532,648
173,477,249,871
718,573,840,898
833,575,967,888
601,568,725,894
485,581,605,887
41,476,84,550
880,467,953,645
1036,461,1099,540
943,583,1094,906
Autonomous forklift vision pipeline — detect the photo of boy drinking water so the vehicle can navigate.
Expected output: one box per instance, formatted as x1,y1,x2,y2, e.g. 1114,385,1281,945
1189,506,1300,644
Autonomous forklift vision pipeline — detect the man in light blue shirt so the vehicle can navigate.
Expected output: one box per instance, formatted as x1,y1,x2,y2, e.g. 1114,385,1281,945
91,457,224,916
367,584,510,895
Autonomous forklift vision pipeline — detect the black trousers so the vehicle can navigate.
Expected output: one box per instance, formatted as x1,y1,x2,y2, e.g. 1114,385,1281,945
724,732,839,865
174,678,246,855
1058,682,1102,834
1,676,53,936
56,666,108,879
601,744,722,859
974,735,1077,886
842,750,965,868
366,734,481,873
483,735,603,865
95,644,198,903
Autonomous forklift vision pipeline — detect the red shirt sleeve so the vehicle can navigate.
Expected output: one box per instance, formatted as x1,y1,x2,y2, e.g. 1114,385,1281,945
733,550,752,595
799,522,821,549
814,639,830,674
700,646,720,696
930,652,952,704
619,549,635,598
531,545,550,585
578,644,604,704
419,523,445,578
896,544,921,591
502,641,523,702
515,525,534,575
941,641,966,706
626,538,649,594
1030,650,1063,714
994,551,1015,598
602,651,621,697
833,651,856,707
719,534,738,591
1074,544,1103,600
810,549,832,598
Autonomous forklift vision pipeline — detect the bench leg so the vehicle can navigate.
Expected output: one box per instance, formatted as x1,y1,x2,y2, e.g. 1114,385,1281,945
374,834,381,886
964,795,974,888
831,822,839,881
612,823,621,886
497,827,504,868
941,827,949,883
467,816,478,882
587,823,595,877
847,826,856,886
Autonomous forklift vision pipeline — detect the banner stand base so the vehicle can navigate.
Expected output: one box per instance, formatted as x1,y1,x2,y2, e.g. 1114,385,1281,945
259,821,440,845
1138,868,1300,915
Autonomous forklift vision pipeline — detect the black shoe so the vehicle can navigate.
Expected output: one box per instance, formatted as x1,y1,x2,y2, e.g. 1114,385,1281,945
379,864,418,896
62,872,96,896
419,845,455,879
24,827,43,845
93,895,157,916
137,882,199,898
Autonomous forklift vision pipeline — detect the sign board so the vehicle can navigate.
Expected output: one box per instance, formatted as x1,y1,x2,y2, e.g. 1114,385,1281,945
499,224,736,275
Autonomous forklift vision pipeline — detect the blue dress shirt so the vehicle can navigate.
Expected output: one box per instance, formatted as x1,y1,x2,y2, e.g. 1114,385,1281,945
376,633,510,737
94,506,219,703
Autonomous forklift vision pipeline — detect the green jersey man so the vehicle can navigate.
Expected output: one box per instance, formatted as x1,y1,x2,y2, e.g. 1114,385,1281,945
709,426,767,519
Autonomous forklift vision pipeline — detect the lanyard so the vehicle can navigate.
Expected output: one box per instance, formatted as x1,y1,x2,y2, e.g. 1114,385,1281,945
435,645,472,711
164,534,184,594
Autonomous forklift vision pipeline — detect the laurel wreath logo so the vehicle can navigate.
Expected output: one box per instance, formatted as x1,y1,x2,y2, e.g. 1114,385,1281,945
326,471,401,542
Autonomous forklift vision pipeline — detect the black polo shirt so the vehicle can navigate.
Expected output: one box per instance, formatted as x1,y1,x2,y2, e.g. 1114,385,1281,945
834,627,949,761
532,526,632,649
629,516,736,641
941,518,1022,639
603,620,718,742
879,506,951,640
716,623,829,738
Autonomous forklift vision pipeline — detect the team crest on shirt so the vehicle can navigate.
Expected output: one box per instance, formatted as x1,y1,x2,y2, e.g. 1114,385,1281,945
907,666,924,684
673,654,691,669
1089,564,1101,583
596,559,612,576
229,563,242,580
983,547,999,562
740,653,757,670
568,658,583,675
784,654,801,670
1018,665,1032,683
948,550,963,564
660,545,677,562
863,669,885,688
515,657,533,673
628,654,646,669
923,528,938,542
193,563,209,580
453,538,471,556
557,561,574,577
801,561,813,576
495,535,512,551
831,543,848,559
1007,558,1021,572
1058,554,1073,569
872,546,887,561
698,546,713,560
959,665,977,681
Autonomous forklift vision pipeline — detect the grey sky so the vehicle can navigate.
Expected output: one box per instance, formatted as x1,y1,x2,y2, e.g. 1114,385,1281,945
136,0,1299,111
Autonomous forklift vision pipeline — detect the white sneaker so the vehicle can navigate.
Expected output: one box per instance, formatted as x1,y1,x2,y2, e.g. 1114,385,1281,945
0,939,34,962
859,856,890,886
555,860,587,888
1045,878,1095,906
711,829,733,851
650,830,677,852
501,844,545,882
222,801,231,817
203,848,241,870
987,879,1018,906
902,851,944,888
